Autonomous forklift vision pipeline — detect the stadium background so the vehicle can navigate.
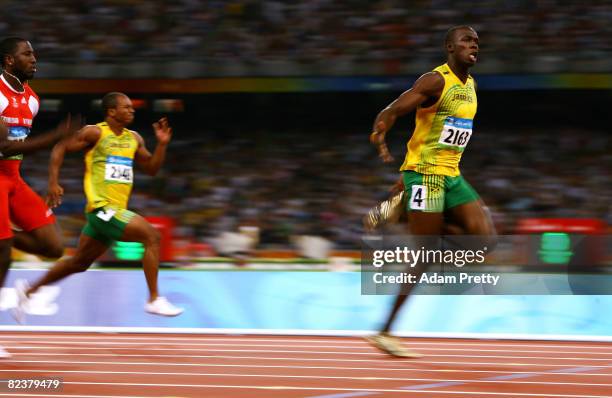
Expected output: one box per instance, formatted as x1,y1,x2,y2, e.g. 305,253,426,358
2,4,612,398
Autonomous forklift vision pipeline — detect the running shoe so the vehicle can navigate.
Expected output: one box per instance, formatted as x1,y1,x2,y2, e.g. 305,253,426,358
12,279,30,324
0,345,10,358
144,296,184,317
365,332,423,358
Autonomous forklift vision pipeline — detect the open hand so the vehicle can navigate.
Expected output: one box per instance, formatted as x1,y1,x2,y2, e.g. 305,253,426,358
152,117,173,145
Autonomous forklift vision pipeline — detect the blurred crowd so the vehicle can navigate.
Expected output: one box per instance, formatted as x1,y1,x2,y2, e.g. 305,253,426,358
4,0,612,77
20,126,611,250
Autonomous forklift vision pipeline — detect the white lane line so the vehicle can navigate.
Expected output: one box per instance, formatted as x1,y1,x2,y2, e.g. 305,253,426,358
1,334,364,343
1,334,612,350
394,390,610,397
1,326,611,342
7,348,612,362
1,340,373,349
8,357,612,368
4,361,611,375
0,368,610,387
50,382,612,397
5,342,612,357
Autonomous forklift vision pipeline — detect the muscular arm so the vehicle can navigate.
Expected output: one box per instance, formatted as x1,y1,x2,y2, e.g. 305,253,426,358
133,132,168,176
134,117,172,176
370,72,444,161
47,125,101,207
0,115,80,157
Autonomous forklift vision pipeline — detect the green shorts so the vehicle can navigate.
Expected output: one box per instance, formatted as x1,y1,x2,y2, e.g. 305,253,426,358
82,206,137,246
402,170,479,213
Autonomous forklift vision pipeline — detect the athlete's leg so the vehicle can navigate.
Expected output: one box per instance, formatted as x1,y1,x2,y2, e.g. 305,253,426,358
446,199,495,235
119,214,161,302
119,214,182,316
0,179,13,288
0,238,12,288
0,181,15,356
442,174,495,236
13,223,64,259
445,199,497,257
441,174,497,256
10,181,63,259
380,211,444,333
367,210,443,357
366,172,447,357
26,234,108,296
0,240,10,354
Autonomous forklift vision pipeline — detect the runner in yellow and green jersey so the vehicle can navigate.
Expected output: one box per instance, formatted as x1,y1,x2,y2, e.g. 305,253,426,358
17,92,183,318
366,26,496,357
82,121,139,213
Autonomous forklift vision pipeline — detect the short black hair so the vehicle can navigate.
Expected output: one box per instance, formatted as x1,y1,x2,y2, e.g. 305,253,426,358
444,26,475,46
0,37,27,67
102,92,127,115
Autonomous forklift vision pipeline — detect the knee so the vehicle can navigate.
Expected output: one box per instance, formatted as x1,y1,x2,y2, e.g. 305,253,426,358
476,220,498,251
0,241,11,260
42,243,64,259
467,220,488,235
144,228,161,247
462,210,496,237
0,254,10,270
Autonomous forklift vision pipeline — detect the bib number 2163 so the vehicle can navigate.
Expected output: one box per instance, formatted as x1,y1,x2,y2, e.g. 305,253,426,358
438,116,473,149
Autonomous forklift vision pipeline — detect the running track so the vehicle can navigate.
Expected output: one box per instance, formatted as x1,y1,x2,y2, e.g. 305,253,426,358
1,333,612,397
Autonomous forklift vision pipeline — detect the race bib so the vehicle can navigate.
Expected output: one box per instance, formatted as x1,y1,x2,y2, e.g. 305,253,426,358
1,127,30,160
409,185,427,210
104,155,133,183
7,126,29,141
438,117,473,149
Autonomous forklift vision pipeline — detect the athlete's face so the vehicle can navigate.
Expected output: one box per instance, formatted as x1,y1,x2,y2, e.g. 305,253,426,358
7,41,37,80
448,29,479,67
110,96,135,125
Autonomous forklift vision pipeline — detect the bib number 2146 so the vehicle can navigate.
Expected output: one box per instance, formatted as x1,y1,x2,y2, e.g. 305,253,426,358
105,155,133,183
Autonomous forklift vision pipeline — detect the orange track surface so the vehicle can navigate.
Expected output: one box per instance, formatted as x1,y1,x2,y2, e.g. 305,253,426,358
1,332,612,397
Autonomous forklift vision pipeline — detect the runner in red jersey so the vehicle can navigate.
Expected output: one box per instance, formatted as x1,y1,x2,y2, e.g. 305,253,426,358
0,37,80,358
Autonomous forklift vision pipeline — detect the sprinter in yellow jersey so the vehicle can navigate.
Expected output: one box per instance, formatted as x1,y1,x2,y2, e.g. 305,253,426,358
16,92,183,317
366,26,496,357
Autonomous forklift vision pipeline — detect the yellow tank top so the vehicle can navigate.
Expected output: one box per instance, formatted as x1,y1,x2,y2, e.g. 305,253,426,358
400,63,477,176
83,122,139,212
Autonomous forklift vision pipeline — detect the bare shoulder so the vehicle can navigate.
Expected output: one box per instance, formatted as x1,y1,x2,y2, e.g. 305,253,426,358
413,71,445,93
80,124,102,142
81,124,102,134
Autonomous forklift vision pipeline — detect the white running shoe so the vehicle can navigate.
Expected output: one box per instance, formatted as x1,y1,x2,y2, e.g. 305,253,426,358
0,345,10,359
12,279,30,324
144,297,184,317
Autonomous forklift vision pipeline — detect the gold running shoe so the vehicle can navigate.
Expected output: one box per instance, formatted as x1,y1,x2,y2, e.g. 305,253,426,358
363,191,405,231
365,333,423,358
